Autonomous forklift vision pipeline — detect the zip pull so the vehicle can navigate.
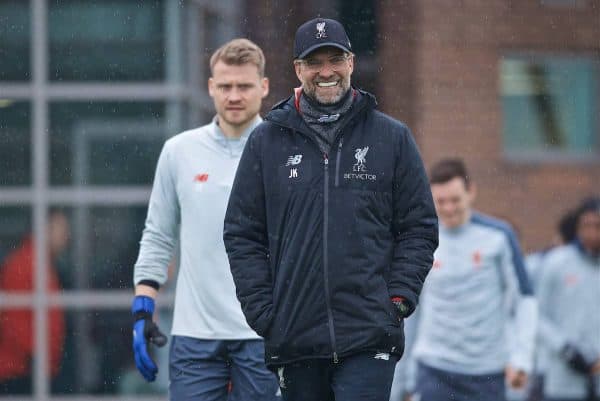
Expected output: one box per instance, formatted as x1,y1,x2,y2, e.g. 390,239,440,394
333,352,339,364
324,153,329,165
334,139,343,188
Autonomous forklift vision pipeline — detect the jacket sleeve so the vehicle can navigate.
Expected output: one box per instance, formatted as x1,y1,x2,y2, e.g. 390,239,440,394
536,255,570,352
499,230,537,373
133,140,180,286
388,126,438,316
223,130,273,337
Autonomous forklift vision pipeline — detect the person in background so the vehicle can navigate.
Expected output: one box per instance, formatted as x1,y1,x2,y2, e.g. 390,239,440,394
0,209,69,394
525,209,578,291
524,208,579,401
131,38,279,400
224,17,438,401
536,197,600,401
401,158,537,401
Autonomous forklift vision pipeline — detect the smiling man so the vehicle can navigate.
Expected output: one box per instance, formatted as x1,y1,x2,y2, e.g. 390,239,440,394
131,39,279,401
402,158,537,401
224,18,438,401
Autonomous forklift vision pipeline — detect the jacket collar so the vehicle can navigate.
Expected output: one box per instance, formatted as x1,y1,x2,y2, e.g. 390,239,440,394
265,86,377,134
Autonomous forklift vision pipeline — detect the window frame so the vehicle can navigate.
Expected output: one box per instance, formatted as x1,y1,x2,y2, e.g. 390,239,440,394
0,0,241,399
500,51,600,164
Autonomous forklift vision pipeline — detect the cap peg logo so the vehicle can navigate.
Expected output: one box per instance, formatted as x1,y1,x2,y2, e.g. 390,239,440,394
316,22,327,38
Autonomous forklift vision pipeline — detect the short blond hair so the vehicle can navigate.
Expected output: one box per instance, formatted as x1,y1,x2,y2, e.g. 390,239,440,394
209,38,266,77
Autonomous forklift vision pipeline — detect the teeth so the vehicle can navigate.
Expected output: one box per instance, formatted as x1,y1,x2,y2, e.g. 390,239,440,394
317,81,338,87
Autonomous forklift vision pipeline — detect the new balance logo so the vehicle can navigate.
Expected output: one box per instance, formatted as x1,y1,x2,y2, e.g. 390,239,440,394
277,367,286,389
374,352,390,361
194,173,209,182
288,168,298,178
286,155,303,166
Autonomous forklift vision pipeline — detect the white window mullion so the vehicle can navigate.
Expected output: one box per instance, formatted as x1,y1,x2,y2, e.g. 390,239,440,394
32,0,50,398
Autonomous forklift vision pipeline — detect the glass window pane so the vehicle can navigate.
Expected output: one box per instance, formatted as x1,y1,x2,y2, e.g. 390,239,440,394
48,0,165,81
53,309,171,395
540,0,587,7
0,206,33,395
49,101,185,186
57,206,150,290
0,101,31,186
0,207,32,277
501,56,599,157
338,0,377,56
0,0,30,81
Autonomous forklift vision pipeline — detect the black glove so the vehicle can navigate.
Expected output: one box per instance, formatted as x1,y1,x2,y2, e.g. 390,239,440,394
561,343,593,375
391,297,410,319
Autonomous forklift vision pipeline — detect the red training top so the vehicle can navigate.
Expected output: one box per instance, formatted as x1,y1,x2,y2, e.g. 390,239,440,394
0,238,66,380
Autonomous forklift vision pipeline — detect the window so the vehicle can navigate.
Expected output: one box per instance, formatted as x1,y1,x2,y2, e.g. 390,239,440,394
0,0,231,398
338,0,377,57
500,55,599,161
0,207,31,263
0,0,30,81
337,0,378,94
53,309,171,395
540,0,588,7
48,0,165,81
49,101,173,186
0,102,31,185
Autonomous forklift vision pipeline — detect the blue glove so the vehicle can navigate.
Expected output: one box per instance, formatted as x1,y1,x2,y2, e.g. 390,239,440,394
132,295,167,382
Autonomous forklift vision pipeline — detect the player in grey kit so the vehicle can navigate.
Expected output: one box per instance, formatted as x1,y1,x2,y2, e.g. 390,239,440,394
536,197,600,401
402,158,537,401
130,38,279,401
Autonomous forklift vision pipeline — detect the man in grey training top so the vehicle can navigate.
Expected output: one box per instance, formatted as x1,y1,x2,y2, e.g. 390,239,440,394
401,158,537,401
131,38,279,401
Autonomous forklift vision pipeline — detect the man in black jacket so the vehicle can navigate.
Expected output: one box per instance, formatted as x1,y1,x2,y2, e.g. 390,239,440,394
224,17,438,401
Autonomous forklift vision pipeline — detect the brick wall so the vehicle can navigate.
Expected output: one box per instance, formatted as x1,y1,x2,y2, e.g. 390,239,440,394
380,0,600,250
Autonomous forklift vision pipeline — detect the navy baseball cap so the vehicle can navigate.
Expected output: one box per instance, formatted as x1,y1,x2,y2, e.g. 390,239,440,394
294,18,352,59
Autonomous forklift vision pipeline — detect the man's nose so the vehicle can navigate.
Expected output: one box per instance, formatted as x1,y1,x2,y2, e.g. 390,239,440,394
318,64,335,78
227,87,242,101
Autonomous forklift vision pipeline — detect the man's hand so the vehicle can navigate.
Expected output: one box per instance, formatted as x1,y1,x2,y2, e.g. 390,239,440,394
131,295,168,382
505,365,528,389
592,359,600,375
391,296,410,319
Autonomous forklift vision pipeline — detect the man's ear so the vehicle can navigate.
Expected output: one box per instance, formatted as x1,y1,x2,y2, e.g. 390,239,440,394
208,77,215,98
347,54,354,75
294,62,303,82
468,182,477,204
261,77,270,98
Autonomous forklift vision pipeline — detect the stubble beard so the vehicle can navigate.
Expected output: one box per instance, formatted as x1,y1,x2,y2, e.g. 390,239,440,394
305,75,351,105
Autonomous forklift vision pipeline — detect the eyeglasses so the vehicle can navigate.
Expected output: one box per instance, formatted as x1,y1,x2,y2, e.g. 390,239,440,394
296,54,351,72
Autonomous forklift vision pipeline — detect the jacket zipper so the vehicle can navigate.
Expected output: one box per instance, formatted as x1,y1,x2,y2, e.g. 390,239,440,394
267,102,370,365
322,119,357,364
323,154,339,363
334,138,343,187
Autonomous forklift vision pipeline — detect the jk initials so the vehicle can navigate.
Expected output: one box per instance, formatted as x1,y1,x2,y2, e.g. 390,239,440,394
288,168,298,178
